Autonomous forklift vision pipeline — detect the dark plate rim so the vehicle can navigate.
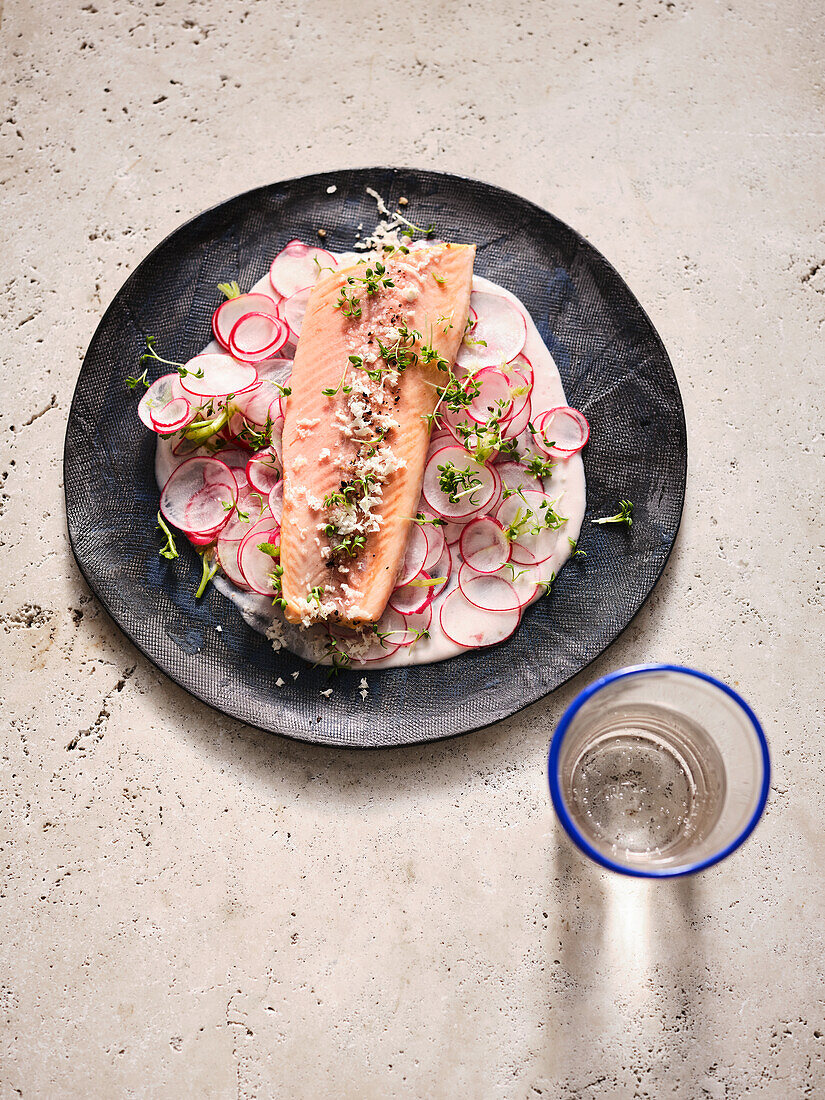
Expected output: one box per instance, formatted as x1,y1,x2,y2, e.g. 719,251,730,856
63,166,687,751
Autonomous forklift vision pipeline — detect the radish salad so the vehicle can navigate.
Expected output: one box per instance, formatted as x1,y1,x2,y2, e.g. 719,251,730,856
139,233,588,669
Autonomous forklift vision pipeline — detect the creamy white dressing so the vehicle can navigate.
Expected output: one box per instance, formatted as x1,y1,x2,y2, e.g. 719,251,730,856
154,260,586,668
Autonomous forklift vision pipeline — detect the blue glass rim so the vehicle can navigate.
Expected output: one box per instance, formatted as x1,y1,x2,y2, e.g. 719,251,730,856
547,663,771,879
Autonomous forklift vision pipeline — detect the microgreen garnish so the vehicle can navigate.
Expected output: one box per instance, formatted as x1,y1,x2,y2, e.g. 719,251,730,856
432,272,446,286
593,500,634,527
257,542,280,556
323,635,352,673
185,406,230,444
237,413,274,452
139,335,202,380
267,561,286,606
156,512,179,560
195,553,219,598
408,577,446,588
568,537,587,559
126,368,150,390
531,499,566,532
217,280,241,300
501,562,531,582
222,499,250,522
322,364,351,398
376,324,420,372
437,460,483,505
335,288,362,319
308,585,325,605
536,572,556,596
414,512,446,528
331,533,366,558
347,261,394,296
502,506,534,542
524,455,556,480
463,335,488,348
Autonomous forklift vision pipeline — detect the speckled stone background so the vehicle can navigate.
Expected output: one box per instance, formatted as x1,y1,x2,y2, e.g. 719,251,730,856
1,0,823,1096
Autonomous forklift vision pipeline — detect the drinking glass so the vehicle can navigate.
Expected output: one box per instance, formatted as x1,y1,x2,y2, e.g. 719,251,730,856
548,664,770,877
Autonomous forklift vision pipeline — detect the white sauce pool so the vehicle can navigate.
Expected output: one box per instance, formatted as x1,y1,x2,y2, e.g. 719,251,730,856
154,261,585,668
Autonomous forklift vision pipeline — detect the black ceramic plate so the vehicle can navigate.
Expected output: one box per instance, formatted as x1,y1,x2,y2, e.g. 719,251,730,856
64,168,686,748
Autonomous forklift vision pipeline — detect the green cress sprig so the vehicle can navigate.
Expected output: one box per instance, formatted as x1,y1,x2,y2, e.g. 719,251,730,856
195,553,219,598
138,336,204,381
156,513,179,560
593,500,634,527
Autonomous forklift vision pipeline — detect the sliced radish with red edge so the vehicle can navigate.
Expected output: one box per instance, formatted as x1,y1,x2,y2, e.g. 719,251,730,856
246,449,281,495
179,354,258,399
212,293,280,351
459,516,511,574
439,588,520,649
238,520,281,597
138,373,187,430
533,407,590,458
269,240,336,298
456,291,527,371
150,397,192,434
160,457,238,536
422,445,497,521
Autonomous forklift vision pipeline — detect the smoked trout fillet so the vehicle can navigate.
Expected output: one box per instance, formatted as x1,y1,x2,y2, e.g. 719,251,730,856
280,241,475,627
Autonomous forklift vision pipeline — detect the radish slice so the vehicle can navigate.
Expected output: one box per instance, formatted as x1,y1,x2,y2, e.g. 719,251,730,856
500,388,532,441
270,414,284,467
397,522,429,586
456,291,527,371
215,447,250,473
533,407,590,458
421,522,446,573
282,286,312,344
439,588,520,649
458,566,522,612
428,542,452,598
441,518,468,546
138,373,187,430
219,484,265,541
464,367,514,427
495,460,546,496
427,428,456,455
238,520,281,597
267,480,284,524
459,516,511,574
160,457,238,536
179,354,258,399
217,535,250,590
246,449,281,495
253,357,293,389
150,396,192,434
501,352,534,392
212,293,280,351
374,605,433,649
422,445,497,521
231,383,280,431
494,562,543,607
228,313,289,363
388,571,436,617
187,530,217,549
496,488,567,565
269,239,336,298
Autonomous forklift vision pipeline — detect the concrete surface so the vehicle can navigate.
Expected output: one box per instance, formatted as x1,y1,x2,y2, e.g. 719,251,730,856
1,0,823,1096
